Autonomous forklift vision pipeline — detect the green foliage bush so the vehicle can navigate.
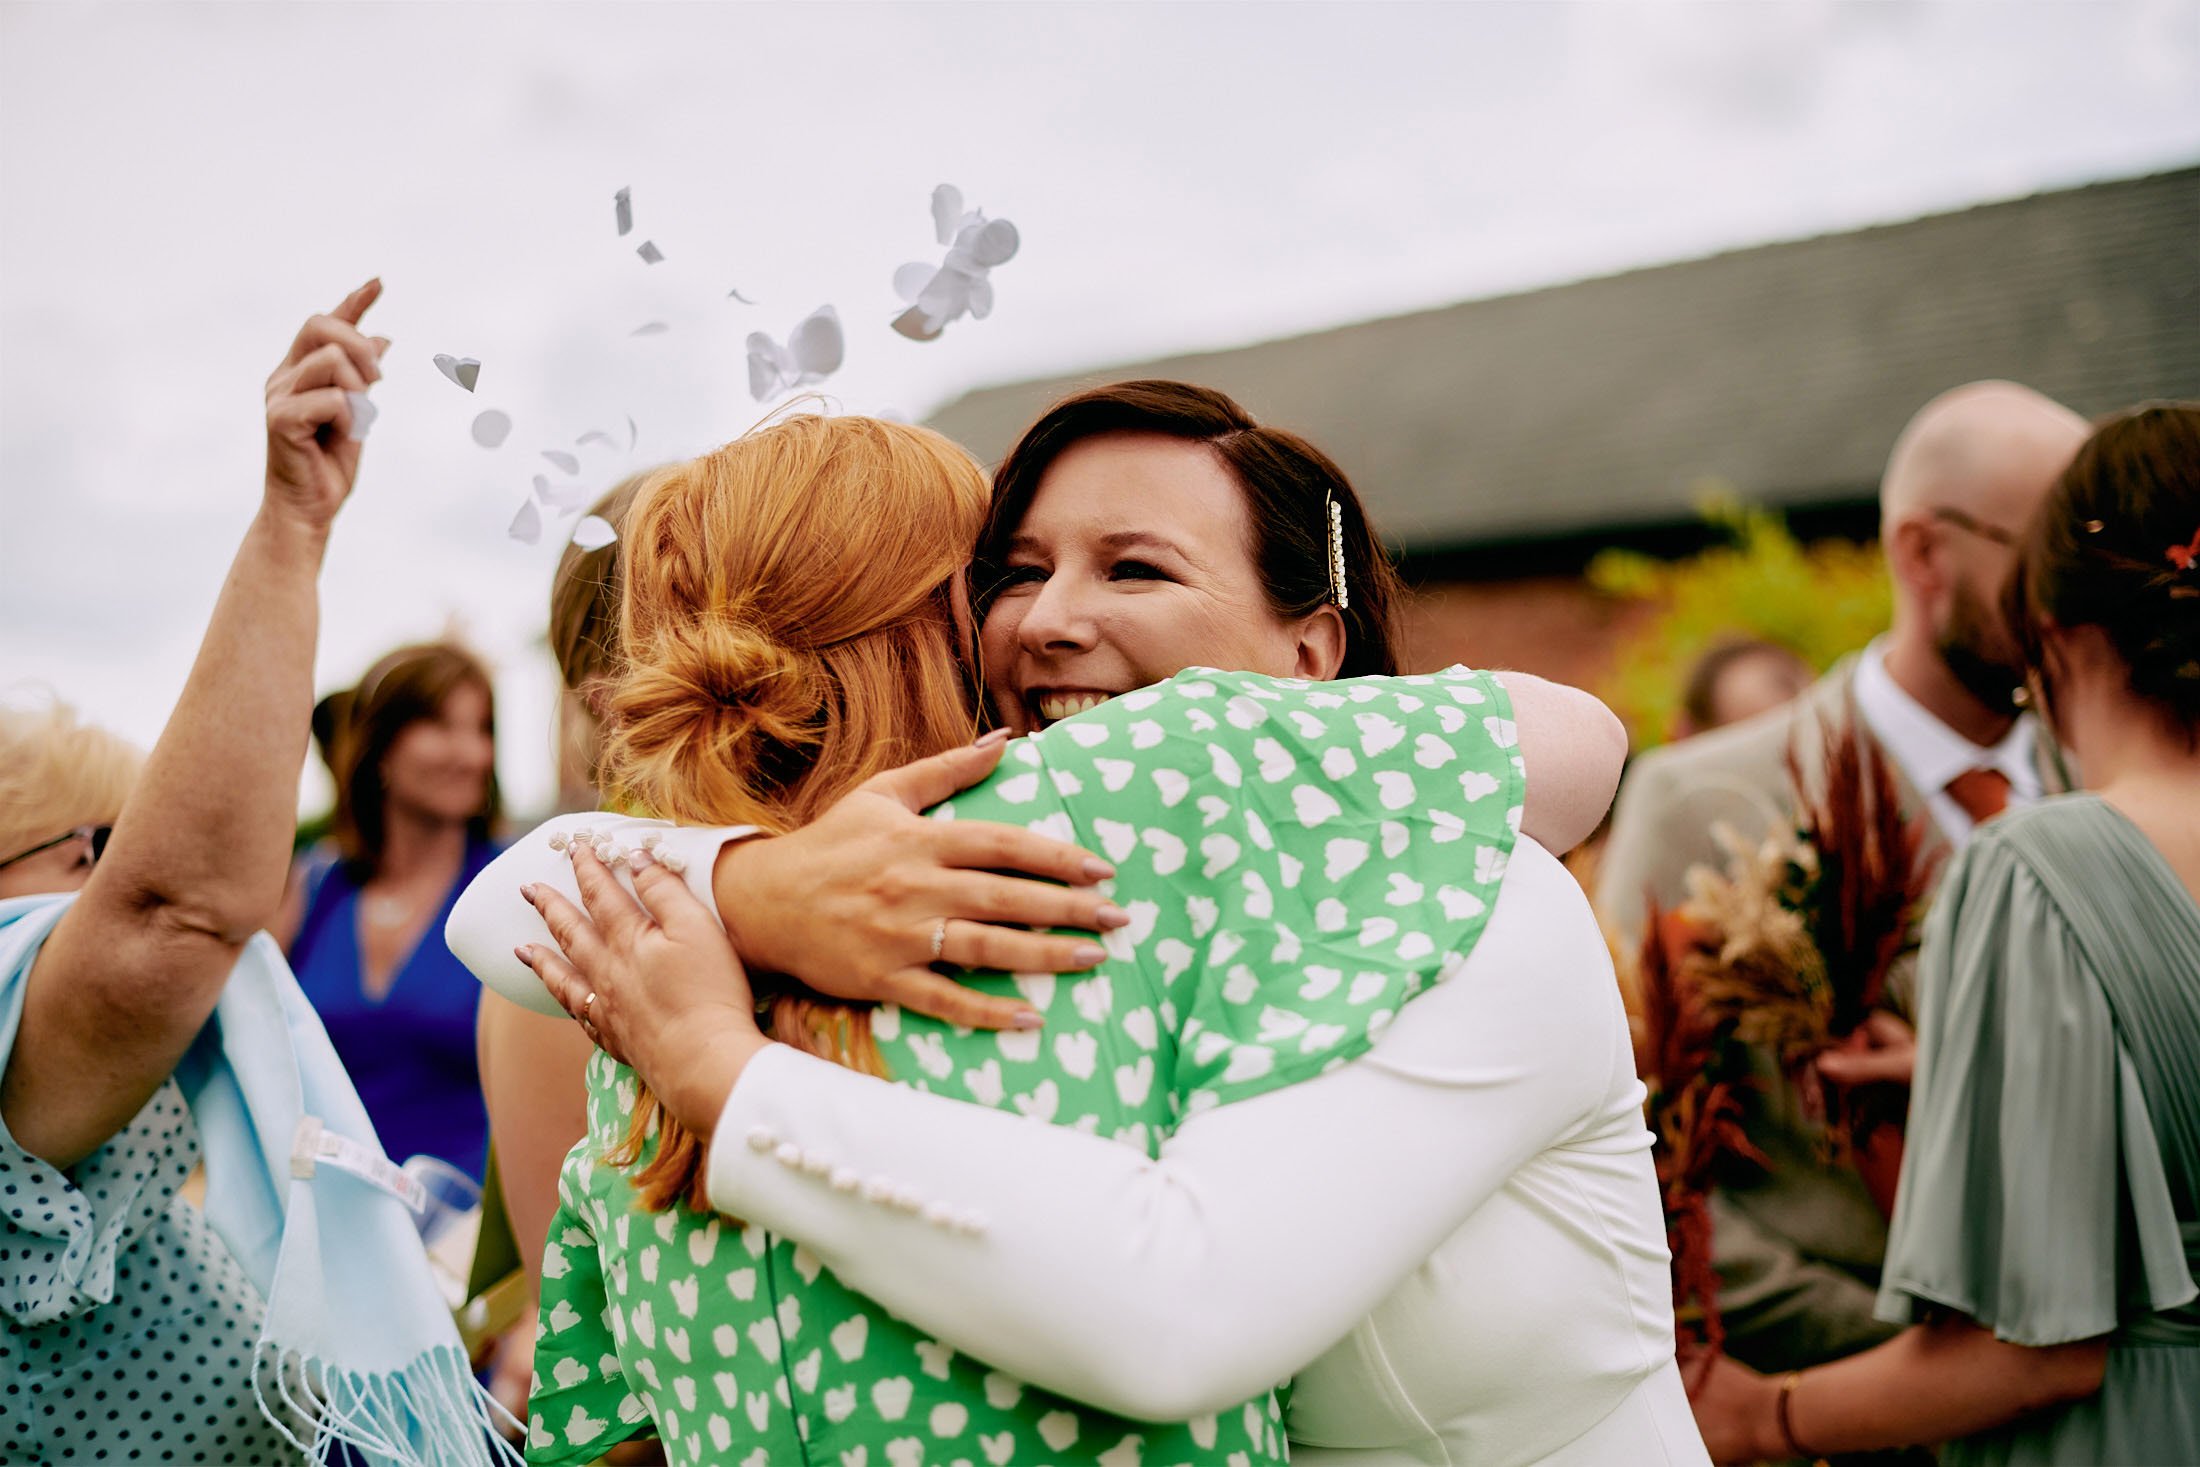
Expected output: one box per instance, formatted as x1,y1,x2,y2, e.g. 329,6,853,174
1589,496,1890,750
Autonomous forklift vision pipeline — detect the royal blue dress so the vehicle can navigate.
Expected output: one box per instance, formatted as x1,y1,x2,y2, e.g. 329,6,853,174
289,841,499,1182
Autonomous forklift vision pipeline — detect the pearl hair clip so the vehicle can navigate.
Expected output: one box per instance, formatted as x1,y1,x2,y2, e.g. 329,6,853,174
1327,493,1350,611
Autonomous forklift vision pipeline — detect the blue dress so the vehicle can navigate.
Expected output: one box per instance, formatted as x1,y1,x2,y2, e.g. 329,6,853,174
290,841,500,1182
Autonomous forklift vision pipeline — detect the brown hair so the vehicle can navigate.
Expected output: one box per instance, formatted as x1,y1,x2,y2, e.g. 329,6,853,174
602,414,989,1209
2009,403,2200,744
548,472,654,794
1679,638,1809,735
973,381,1406,676
331,642,501,874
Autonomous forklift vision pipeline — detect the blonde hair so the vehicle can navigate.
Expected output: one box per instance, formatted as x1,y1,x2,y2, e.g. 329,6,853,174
0,699,144,861
603,414,989,1209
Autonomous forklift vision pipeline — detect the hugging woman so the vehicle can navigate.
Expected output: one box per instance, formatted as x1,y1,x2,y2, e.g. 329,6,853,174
451,384,1704,1465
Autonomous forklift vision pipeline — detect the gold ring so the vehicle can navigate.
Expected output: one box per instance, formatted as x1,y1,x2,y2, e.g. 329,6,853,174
581,991,597,1024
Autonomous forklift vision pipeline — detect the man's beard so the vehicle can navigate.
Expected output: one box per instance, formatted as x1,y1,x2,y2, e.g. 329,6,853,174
1936,579,2026,713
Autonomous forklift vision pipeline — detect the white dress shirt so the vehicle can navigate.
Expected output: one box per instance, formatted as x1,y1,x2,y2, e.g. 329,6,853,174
1850,639,2041,847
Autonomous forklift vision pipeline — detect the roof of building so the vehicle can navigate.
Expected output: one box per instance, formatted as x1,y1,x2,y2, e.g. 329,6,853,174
926,166,2200,555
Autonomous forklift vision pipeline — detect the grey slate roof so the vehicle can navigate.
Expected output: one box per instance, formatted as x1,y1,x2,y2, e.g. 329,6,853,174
926,166,2200,554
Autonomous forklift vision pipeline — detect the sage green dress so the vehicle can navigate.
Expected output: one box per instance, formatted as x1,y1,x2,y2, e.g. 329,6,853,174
1876,795,2200,1467
526,666,1528,1466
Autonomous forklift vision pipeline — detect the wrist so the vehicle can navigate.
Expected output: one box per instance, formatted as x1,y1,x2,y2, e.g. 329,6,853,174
649,1012,773,1145
1766,1370,1813,1462
713,836,780,974
250,501,334,563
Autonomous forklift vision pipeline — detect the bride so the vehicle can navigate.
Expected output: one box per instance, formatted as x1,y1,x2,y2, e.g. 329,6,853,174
453,382,1706,1465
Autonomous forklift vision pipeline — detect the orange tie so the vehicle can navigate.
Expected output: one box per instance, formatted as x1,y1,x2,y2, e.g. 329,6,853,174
1945,767,2012,825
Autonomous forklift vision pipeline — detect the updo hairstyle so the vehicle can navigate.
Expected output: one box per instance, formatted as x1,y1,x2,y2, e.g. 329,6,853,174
973,380,1405,676
2009,402,2200,743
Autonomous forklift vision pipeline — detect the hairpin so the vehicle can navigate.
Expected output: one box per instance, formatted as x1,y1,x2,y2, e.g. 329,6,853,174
1326,493,1350,611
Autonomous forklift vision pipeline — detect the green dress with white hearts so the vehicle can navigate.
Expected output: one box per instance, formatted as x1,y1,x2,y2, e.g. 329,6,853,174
527,665,1527,1467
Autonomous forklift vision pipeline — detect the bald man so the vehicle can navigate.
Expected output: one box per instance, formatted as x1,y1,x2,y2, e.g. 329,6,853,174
1595,381,2088,1381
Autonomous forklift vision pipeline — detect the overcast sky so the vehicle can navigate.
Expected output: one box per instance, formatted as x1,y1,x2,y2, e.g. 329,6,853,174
3,0,2196,815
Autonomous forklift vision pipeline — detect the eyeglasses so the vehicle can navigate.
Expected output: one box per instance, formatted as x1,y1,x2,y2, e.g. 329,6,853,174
0,824,112,874
1929,506,2021,549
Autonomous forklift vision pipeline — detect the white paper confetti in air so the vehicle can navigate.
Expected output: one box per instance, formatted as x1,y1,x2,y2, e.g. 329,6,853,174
746,305,844,401
626,415,638,450
541,450,580,476
509,498,543,545
534,474,593,514
892,185,1020,341
572,515,619,551
576,429,618,451
434,354,481,392
471,410,512,449
615,187,633,237
636,240,664,265
727,287,757,305
631,321,669,336
344,392,377,442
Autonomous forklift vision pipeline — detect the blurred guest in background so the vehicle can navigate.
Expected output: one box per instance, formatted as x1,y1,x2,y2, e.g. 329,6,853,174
1676,637,1814,739
1595,381,2088,1379
1692,402,2200,1465
281,640,502,1182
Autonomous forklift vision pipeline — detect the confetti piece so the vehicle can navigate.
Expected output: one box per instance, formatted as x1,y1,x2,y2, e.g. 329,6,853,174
727,287,757,305
893,186,1020,342
631,321,670,336
541,449,580,475
534,474,593,514
626,415,638,450
746,305,844,401
344,391,377,442
434,354,481,392
471,410,512,449
509,498,543,545
636,240,664,265
572,515,619,551
615,186,633,237
576,429,619,450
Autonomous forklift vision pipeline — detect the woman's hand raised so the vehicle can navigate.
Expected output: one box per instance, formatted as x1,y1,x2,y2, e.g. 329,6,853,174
517,844,771,1143
263,277,388,536
711,731,1127,1032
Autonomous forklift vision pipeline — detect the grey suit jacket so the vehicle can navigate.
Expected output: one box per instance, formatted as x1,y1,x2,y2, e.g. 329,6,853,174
1593,657,2068,1371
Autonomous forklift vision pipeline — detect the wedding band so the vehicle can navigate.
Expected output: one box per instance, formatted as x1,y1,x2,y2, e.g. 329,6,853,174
930,919,949,962
581,991,597,1024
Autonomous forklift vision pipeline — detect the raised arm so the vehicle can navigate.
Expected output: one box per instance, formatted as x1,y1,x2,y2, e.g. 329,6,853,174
520,838,1628,1420
3,283,385,1168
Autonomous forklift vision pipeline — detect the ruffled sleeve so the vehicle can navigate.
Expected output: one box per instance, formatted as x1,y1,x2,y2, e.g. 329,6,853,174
1876,827,2199,1345
0,894,202,1328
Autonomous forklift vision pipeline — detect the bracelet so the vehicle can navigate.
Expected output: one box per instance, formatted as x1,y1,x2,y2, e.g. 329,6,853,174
1776,1370,1819,1462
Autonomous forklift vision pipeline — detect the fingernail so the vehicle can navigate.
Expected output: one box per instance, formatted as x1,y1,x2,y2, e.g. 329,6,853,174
1080,858,1115,882
513,945,532,964
1009,1009,1045,1030
1096,904,1130,928
519,883,537,902
1071,942,1107,966
629,846,655,868
974,728,1010,748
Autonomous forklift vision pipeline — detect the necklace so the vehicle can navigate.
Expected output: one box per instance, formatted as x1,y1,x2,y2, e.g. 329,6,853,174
363,893,419,930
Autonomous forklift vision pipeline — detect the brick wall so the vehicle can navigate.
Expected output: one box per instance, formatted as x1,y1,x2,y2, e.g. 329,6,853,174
1397,576,1656,693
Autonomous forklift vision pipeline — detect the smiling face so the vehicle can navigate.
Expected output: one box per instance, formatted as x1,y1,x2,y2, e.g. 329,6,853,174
979,433,1342,733
379,680,496,827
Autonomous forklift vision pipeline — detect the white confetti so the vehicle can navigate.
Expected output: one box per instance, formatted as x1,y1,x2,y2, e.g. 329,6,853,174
727,287,757,304
631,321,669,336
534,474,593,514
576,428,618,451
614,186,633,237
892,184,1019,342
572,515,618,550
470,410,511,448
746,305,844,401
343,391,376,442
541,449,580,475
626,414,638,450
509,498,543,544
635,240,664,265
433,354,480,392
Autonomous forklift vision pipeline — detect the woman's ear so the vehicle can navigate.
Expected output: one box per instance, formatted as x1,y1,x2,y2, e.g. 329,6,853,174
1292,605,1348,681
